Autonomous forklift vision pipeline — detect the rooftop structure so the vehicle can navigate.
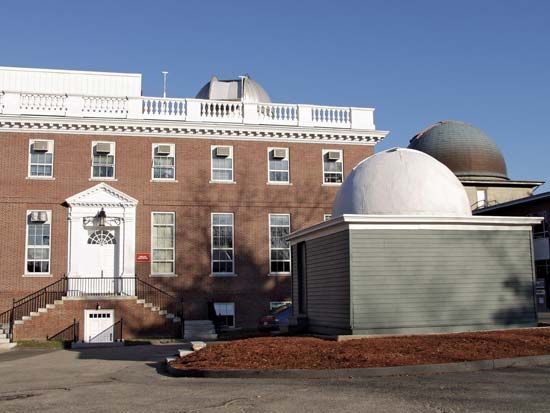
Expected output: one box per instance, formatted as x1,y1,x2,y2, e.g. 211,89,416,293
332,148,472,217
409,120,543,210
0,66,387,143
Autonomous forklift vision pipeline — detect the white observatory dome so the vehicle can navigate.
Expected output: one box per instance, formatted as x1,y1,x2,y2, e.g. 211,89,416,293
332,148,472,217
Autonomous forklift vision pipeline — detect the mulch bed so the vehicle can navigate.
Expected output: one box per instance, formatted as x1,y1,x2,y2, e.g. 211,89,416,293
171,328,550,370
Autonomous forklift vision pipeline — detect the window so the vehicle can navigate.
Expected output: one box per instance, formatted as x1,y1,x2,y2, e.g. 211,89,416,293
211,145,233,182
322,149,343,184
152,144,175,180
213,302,235,327
323,214,332,221
151,212,175,275
476,189,487,209
28,140,54,178
269,214,291,274
211,213,234,275
26,210,51,274
91,141,115,179
270,301,292,311
268,147,289,183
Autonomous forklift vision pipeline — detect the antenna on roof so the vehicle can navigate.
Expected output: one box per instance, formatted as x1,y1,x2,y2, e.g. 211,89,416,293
161,71,168,98
238,75,247,101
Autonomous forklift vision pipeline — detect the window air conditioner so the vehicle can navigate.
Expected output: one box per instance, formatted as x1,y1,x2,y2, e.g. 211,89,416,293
156,145,172,156
95,142,112,154
215,146,231,157
32,141,49,152
327,151,341,161
272,148,287,159
30,211,48,222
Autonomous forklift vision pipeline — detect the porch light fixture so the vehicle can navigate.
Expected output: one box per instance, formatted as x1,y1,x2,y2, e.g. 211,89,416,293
97,208,107,227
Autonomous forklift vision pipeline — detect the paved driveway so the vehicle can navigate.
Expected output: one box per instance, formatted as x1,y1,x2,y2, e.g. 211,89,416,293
1,344,550,412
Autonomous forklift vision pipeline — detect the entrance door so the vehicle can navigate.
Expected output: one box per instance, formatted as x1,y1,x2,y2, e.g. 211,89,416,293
84,309,115,342
84,229,118,294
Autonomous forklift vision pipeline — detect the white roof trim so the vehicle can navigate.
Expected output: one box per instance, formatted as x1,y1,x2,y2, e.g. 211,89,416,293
66,183,138,207
287,214,543,244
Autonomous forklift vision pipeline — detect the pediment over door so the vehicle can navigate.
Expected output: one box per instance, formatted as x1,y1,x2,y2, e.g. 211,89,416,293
66,183,138,208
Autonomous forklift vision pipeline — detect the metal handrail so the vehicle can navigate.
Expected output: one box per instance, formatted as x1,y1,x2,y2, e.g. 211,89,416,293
3,276,183,341
47,319,79,343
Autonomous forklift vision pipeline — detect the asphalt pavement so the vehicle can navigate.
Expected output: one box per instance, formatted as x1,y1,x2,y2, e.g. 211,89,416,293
0,344,549,412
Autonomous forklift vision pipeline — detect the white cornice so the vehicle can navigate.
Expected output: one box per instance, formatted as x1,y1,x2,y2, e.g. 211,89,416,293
0,115,389,145
66,182,138,208
287,214,542,244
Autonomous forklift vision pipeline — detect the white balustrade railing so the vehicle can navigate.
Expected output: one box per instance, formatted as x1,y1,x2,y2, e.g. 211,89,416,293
20,93,67,115
142,97,186,119
199,100,243,122
82,96,128,118
311,106,351,127
257,103,299,125
0,91,376,130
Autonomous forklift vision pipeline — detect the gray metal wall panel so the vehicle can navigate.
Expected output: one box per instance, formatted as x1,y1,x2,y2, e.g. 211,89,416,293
291,245,299,318
349,229,537,335
305,230,350,333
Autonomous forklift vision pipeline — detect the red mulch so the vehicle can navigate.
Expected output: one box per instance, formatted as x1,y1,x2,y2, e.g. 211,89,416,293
171,328,550,370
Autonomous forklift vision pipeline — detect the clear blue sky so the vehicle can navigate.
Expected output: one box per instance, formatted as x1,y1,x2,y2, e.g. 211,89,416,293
2,0,549,190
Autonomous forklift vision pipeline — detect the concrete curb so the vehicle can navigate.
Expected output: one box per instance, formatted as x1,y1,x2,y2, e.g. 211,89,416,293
165,354,550,379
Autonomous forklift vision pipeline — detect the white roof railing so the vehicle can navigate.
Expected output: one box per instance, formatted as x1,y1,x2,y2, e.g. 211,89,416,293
0,91,376,130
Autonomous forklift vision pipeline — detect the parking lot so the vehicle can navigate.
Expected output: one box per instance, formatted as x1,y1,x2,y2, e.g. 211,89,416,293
1,344,550,412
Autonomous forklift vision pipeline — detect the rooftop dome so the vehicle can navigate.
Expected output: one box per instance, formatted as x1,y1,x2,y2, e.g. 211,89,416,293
332,148,472,217
408,120,508,180
196,75,271,103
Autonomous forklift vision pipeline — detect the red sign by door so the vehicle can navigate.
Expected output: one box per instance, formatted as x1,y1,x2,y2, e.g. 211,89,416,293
136,252,151,263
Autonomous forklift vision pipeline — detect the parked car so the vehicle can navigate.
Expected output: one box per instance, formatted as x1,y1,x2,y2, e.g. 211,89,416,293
258,304,293,331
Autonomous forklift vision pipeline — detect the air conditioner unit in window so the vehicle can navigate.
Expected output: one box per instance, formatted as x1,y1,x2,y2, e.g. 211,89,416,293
272,148,287,159
156,145,172,156
30,211,48,222
327,151,341,161
32,141,49,152
95,142,112,154
215,146,231,158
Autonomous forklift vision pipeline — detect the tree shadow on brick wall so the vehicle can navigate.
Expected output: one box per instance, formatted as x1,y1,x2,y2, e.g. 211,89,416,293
113,167,330,340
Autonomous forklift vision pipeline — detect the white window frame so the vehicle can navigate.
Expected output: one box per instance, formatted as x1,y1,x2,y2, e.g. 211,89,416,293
322,149,344,185
323,214,332,222
267,147,290,184
24,210,52,277
269,301,292,311
210,145,234,183
151,212,176,276
28,139,54,179
91,141,116,180
269,213,291,275
211,213,235,276
213,302,235,328
151,143,176,181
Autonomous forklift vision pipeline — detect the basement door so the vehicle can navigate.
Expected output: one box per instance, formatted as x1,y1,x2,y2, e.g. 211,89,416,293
84,309,115,343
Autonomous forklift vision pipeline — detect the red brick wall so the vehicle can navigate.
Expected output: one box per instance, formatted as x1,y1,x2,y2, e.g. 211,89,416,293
0,131,375,327
13,298,180,340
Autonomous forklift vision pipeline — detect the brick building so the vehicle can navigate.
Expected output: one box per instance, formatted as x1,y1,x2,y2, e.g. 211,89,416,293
0,66,387,342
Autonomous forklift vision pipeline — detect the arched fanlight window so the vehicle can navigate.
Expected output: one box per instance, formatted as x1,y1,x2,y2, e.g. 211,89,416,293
87,230,116,246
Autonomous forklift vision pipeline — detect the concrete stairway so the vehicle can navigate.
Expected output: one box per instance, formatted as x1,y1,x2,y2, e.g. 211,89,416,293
0,323,16,350
183,320,218,341
13,296,182,341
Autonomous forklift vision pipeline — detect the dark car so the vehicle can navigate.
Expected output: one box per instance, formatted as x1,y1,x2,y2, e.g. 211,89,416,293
258,304,293,331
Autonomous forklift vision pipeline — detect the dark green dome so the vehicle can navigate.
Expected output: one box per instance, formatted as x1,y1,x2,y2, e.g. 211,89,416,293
408,120,508,180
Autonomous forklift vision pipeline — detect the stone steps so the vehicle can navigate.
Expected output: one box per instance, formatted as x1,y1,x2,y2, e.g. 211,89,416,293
12,295,181,328
184,320,218,341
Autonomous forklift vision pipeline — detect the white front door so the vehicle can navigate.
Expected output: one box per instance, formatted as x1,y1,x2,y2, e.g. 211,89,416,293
86,228,117,277
81,228,118,294
84,309,115,342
